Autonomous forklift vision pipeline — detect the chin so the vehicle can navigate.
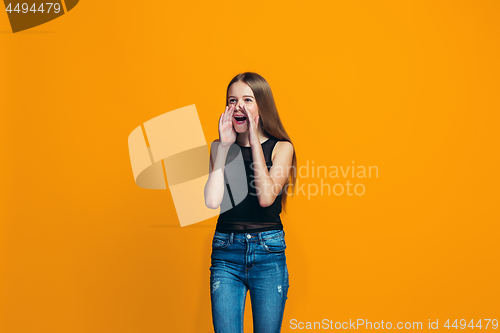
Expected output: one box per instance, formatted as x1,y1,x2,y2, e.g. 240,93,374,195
234,123,248,133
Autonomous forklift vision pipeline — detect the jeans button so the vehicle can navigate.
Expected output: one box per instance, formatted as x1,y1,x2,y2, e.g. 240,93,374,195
246,234,251,239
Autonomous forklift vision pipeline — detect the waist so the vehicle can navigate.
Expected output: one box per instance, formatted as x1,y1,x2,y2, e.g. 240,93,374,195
215,220,283,233
214,229,284,242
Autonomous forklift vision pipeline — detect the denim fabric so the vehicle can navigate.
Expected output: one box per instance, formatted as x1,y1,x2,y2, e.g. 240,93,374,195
210,229,289,333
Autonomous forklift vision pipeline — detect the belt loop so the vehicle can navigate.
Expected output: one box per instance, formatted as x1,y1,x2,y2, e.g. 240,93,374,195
230,233,233,244
258,232,263,245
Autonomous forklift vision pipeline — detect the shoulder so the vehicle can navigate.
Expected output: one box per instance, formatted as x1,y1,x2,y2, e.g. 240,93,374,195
272,140,294,162
276,140,293,151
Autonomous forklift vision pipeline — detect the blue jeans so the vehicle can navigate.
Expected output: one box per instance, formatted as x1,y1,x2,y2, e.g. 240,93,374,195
210,229,289,333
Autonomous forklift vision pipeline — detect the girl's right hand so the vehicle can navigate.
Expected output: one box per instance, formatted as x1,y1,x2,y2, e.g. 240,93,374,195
218,105,236,144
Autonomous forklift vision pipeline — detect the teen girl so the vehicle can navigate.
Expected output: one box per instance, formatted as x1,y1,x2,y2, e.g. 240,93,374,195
204,72,297,333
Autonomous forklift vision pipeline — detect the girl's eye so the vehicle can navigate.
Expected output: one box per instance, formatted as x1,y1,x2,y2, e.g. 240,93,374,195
229,99,236,104
245,98,252,102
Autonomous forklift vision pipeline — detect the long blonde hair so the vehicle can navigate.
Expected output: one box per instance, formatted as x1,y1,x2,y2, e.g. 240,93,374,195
226,72,297,212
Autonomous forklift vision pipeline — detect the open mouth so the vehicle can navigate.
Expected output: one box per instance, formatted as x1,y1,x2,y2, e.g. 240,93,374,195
234,115,247,124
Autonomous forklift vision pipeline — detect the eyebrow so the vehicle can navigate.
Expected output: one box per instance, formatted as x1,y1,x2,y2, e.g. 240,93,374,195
228,95,254,99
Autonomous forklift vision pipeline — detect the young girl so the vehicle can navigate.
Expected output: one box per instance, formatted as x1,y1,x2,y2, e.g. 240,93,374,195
204,72,297,333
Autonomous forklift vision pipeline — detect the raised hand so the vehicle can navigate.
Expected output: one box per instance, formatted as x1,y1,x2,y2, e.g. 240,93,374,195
242,105,260,145
218,105,237,144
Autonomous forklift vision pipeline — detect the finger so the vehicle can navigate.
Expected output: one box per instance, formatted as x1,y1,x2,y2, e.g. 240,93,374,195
223,106,229,123
243,106,253,124
246,114,252,128
247,107,253,120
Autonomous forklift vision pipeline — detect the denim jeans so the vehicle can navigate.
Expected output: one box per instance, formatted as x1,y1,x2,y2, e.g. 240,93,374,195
210,229,289,333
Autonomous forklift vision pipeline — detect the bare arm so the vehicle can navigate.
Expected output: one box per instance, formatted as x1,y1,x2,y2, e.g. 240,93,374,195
204,106,236,209
250,140,294,207
204,141,231,209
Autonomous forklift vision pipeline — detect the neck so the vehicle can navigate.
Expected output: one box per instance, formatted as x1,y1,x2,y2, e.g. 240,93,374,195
236,129,268,147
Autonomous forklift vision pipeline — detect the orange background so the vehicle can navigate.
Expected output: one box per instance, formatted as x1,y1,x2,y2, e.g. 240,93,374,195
1,1,499,332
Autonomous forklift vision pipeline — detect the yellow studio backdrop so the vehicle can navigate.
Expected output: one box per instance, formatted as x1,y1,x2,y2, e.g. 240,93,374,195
1,0,499,332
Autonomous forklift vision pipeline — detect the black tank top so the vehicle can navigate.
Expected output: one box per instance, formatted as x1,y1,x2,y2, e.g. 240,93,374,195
215,135,284,233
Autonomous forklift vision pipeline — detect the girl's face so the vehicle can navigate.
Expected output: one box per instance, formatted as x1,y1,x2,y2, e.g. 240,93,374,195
227,81,259,133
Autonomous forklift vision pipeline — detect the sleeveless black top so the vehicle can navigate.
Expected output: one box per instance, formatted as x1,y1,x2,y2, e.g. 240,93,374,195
215,135,284,233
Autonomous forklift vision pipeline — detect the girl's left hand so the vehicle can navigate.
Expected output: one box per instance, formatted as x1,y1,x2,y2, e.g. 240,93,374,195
242,105,260,145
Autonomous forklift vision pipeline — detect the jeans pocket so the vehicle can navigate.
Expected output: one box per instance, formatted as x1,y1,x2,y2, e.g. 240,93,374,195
212,235,229,249
262,235,286,253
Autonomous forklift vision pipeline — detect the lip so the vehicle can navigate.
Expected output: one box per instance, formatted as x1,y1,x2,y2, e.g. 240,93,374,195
233,114,247,125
